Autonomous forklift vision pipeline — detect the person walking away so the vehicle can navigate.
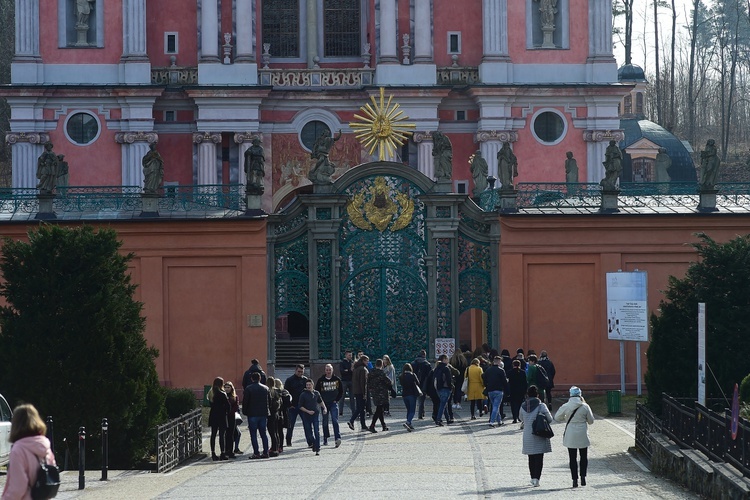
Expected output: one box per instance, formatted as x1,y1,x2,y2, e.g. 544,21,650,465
243,372,271,459
347,355,369,431
538,350,557,408
315,363,343,447
224,381,240,457
266,377,281,457
450,350,468,409
298,380,327,455
208,377,230,460
465,358,485,419
520,385,553,487
367,358,394,432
433,354,454,426
507,359,528,423
483,356,509,427
242,358,267,389
382,355,397,415
526,354,549,403
412,349,432,419
284,364,310,447
399,363,420,431
274,379,292,453
1,404,56,500
339,350,354,416
554,386,595,487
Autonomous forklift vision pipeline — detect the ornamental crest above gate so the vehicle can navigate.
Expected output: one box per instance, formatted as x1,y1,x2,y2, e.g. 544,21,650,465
346,176,414,232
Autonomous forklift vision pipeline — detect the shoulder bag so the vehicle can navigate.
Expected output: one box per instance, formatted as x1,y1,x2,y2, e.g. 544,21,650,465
531,405,554,439
460,368,469,394
31,457,61,500
563,406,581,437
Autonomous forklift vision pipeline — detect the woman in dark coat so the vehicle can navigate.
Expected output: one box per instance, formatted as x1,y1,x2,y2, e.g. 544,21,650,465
208,376,230,460
224,381,240,457
520,385,553,487
399,363,420,431
508,359,528,423
368,358,394,432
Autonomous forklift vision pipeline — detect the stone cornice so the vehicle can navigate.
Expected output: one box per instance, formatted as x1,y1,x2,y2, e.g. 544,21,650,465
5,132,49,144
114,131,158,144
475,130,518,143
583,130,625,142
193,132,222,144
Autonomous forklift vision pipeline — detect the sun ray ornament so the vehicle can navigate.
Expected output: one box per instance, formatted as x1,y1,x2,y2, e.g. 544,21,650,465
350,87,416,161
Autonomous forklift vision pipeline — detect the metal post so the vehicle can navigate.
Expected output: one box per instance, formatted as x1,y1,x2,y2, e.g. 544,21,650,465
636,341,642,396
78,426,86,490
101,418,108,481
619,340,626,395
46,416,54,454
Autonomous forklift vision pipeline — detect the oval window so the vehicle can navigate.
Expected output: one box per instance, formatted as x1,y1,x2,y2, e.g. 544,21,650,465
300,120,331,151
65,112,100,145
532,111,565,144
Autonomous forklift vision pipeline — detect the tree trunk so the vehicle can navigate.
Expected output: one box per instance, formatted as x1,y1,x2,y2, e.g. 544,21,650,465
687,0,700,145
669,0,676,131
654,0,662,123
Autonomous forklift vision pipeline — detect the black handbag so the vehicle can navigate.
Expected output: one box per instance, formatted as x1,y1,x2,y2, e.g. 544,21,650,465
31,459,61,500
531,407,554,439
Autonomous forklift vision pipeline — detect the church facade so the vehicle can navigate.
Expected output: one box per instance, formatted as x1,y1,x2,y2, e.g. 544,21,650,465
5,0,626,209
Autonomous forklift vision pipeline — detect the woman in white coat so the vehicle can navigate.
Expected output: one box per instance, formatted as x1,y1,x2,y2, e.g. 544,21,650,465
554,386,595,487
519,385,553,487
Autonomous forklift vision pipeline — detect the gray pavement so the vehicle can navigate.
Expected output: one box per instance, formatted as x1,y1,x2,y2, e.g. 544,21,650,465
2,401,699,499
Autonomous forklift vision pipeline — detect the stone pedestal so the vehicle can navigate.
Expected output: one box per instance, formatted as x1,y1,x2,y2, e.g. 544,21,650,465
244,193,267,217
498,189,517,212
312,183,334,194
600,190,620,213
139,193,159,217
541,27,555,48
75,25,90,46
35,193,56,220
434,179,452,193
698,190,718,212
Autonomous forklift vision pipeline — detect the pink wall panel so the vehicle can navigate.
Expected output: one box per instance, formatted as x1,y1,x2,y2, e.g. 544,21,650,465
147,0,198,67
433,0,483,67
509,0,589,64
158,134,195,186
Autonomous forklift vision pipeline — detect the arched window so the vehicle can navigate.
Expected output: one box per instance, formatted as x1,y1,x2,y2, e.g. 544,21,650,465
636,92,644,115
624,95,632,115
323,0,360,57
262,0,300,58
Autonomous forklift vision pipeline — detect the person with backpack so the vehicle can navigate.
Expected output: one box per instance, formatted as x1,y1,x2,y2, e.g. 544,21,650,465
538,350,557,408
2,404,57,500
554,386,595,488
526,354,549,403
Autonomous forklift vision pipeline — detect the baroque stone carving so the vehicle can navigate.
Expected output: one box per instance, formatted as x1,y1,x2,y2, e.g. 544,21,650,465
5,132,50,144
234,132,264,144
192,132,222,144
474,130,518,143
583,130,625,143
114,132,158,144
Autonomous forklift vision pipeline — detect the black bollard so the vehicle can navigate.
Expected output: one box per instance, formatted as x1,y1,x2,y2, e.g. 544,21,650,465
46,416,54,455
101,418,108,481
63,438,69,472
78,426,86,490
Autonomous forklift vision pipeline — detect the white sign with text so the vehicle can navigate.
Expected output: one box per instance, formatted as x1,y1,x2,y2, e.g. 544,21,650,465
606,271,649,342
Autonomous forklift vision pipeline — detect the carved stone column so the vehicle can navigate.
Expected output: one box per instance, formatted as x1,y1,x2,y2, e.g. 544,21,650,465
413,132,434,179
115,132,158,188
6,132,48,189
15,0,40,60
200,0,220,62
475,130,518,179
379,0,398,63
122,0,147,59
583,130,624,184
235,0,255,62
482,0,508,60
194,132,222,185
414,0,432,63
588,0,613,57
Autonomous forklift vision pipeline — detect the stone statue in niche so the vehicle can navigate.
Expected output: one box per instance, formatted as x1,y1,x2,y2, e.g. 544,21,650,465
497,141,518,191
308,129,342,185
564,151,578,184
535,0,558,48
431,131,453,181
76,0,95,27
470,150,488,196
37,142,59,194
245,137,265,195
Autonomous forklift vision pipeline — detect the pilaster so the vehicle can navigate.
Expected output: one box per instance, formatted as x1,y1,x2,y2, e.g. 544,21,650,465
194,132,222,184
413,132,434,180
379,0,398,63
200,0,220,62
583,130,624,184
475,130,518,179
235,0,255,62
121,0,147,59
6,132,48,189
414,0,432,63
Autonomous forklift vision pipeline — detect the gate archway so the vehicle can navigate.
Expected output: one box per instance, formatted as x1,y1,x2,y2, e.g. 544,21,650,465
268,162,499,369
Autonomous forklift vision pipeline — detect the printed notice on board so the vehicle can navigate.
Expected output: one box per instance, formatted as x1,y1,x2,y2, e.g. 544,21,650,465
606,271,649,342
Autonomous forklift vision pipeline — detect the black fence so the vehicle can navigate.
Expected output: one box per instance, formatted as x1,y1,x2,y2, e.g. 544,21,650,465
636,394,750,477
155,408,202,473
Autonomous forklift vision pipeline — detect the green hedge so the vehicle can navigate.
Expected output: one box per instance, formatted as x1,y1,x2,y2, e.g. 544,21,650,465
164,388,198,419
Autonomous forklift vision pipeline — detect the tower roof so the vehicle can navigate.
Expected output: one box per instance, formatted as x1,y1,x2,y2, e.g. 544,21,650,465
618,64,647,82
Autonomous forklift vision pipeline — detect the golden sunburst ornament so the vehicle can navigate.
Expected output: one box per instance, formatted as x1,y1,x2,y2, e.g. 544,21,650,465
350,87,416,161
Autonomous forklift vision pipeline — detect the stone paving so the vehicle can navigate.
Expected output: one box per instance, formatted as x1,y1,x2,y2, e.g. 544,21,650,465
2,401,700,499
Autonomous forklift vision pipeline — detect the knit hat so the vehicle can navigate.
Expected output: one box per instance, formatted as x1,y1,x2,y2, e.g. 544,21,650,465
569,386,581,397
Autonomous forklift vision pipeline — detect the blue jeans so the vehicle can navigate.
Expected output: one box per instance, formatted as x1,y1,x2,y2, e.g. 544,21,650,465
247,416,269,455
322,402,341,440
488,390,504,424
287,406,300,444
301,412,321,452
403,395,416,425
437,388,452,423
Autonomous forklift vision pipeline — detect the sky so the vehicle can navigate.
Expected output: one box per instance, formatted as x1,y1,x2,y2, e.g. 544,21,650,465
613,0,710,72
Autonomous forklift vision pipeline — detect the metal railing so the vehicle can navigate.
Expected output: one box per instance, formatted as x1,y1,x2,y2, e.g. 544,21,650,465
638,394,750,477
155,408,202,473
516,183,602,208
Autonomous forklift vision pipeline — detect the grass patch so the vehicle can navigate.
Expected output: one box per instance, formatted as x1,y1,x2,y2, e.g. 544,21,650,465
575,393,644,419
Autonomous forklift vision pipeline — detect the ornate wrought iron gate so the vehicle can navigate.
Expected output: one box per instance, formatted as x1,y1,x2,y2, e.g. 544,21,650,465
268,163,498,368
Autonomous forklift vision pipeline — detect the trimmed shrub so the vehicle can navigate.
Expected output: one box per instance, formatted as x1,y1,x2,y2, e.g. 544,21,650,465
165,388,199,419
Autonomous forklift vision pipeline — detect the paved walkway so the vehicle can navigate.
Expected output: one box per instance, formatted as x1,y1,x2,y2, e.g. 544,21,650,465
3,402,699,499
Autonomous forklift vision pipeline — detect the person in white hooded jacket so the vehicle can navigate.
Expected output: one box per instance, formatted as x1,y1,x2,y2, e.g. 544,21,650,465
2,404,56,500
554,386,595,488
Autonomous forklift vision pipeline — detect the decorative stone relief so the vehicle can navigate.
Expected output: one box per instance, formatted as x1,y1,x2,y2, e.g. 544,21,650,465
192,132,222,144
582,130,625,143
114,131,158,144
474,130,518,143
5,132,50,144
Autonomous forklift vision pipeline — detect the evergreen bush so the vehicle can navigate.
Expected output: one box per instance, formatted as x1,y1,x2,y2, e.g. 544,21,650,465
165,388,198,419
0,225,166,468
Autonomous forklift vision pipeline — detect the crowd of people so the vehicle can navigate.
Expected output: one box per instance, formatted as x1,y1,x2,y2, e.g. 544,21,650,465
201,347,594,489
